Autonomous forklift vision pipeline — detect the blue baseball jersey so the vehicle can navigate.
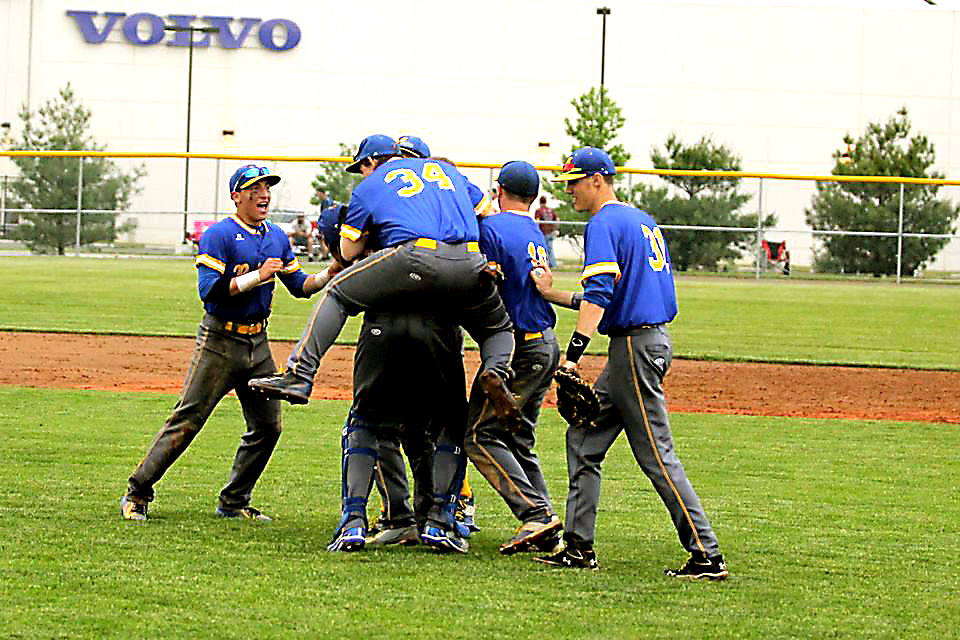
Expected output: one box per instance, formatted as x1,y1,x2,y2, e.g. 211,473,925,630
479,210,556,333
341,157,481,247
580,201,678,334
195,214,311,323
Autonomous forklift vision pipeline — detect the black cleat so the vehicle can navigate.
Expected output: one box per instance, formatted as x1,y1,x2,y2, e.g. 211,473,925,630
478,370,522,432
665,552,729,580
248,372,312,405
534,545,599,570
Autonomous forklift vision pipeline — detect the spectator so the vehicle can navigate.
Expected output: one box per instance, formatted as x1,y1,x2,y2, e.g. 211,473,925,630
316,188,334,211
534,196,558,268
288,212,315,260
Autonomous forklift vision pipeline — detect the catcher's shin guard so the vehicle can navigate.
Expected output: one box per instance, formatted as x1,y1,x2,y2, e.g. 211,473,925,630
430,442,467,529
334,412,378,532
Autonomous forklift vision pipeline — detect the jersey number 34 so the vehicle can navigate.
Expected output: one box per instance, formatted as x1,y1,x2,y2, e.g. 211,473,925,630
383,162,454,198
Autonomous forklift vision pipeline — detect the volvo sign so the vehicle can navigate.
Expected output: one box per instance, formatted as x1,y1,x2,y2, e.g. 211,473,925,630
66,11,302,51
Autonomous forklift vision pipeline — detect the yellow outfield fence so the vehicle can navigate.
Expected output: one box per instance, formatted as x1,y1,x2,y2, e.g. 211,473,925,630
1,150,959,282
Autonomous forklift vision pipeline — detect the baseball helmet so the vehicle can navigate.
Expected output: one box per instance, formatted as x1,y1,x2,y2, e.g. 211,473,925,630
346,134,398,174
397,135,431,159
317,204,346,262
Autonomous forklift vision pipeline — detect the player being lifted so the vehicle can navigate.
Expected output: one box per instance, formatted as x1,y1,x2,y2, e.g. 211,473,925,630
249,135,520,548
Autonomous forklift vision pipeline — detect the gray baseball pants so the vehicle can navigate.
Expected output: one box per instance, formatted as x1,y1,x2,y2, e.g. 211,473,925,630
465,329,559,523
127,314,282,511
562,326,721,557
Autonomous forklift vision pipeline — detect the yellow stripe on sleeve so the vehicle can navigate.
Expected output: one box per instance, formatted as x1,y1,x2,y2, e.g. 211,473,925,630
475,194,492,216
282,258,302,274
581,261,621,281
340,224,362,241
195,254,226,273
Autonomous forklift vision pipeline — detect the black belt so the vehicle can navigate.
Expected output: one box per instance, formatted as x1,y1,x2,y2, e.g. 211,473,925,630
206,314,267,336
608,324,663,337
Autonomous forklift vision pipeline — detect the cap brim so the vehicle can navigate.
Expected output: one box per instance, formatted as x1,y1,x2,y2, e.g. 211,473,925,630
550,170,588,182
345,160,363,173
236,174,281,190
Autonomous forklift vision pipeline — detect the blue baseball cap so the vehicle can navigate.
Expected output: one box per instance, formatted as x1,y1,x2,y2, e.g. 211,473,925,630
229,164,281,193
551,147,617,182
346,134,398,173
397,135,431,158
497,160,540,198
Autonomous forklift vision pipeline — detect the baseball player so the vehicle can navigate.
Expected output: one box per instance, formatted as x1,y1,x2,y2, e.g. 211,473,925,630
312,204,467,552
395,134,485,536
467,160,563,555
531,148,728,579
249,135,519,549
119,165,325,521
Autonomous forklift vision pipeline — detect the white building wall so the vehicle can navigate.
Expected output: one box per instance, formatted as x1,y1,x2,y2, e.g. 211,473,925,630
1,0,959,269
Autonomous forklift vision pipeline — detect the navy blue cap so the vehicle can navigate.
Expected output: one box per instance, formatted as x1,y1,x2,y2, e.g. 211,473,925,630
397,135,431,158
317,204,345,261
229,164,281,193
346,134,398,173
551,147,616,181
497,160,540,198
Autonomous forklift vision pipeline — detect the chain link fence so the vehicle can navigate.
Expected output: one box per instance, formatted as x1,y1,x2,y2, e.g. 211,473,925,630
2,151,959,282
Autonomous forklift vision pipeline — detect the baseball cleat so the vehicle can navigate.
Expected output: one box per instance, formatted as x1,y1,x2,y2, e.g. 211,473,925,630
119,496,148,521
327,526,367,552
534,545,599,570
420,524,469,554
664,553,729,580
248,373,312,405
499,515,562,555
478,370,522,432
365,524,419,547
454,494,479,534
215,505,272,521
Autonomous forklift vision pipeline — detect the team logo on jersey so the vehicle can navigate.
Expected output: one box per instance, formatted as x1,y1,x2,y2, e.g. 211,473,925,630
371,328,382,336
235,233,244,241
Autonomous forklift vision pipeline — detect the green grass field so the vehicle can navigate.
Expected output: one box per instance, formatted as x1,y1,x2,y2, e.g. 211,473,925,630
0,388,957,639
1,256,958,638
2,257,959,369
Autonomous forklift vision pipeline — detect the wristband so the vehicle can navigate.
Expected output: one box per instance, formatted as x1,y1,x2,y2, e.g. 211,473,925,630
235,270,261,293
571,292,583,309
565,331,591,363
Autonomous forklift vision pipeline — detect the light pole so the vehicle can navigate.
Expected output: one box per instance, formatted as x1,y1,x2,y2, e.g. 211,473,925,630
165,24,219,242
596,7,611,140
214,129,235,219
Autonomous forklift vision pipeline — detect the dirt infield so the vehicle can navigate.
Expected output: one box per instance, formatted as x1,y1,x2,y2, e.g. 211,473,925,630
2,331,958,424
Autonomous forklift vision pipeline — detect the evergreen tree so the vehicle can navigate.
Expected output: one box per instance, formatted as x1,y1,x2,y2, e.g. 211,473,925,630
805,107,958,276
634,134,771,271
9,84,144,254
542,88,630,237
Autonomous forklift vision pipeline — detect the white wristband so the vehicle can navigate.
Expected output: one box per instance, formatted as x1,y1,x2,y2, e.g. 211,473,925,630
235,270,261,293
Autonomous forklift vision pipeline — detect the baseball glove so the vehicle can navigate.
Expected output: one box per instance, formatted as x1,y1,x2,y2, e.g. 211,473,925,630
554,367,599,429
